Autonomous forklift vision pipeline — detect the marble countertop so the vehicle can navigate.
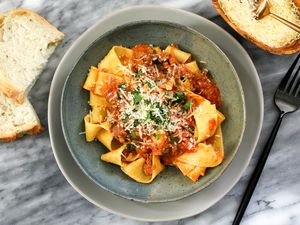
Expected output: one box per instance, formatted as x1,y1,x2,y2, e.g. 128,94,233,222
1,0,300,224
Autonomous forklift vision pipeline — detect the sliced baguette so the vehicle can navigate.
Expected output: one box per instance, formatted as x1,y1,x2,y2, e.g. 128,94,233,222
0,9,64,103
0,91,42,142
212,0,300,55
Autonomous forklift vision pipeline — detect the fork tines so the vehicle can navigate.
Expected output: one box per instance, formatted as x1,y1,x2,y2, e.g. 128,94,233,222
278,53,300,97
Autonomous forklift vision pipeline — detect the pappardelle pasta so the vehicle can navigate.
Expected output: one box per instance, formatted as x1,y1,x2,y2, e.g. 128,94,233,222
82,44,225,183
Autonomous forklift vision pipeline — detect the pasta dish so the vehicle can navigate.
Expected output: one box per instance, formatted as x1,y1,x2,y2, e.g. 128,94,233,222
82,44,225,183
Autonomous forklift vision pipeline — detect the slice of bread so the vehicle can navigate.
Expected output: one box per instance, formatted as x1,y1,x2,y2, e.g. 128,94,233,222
0,9,64,141
212,0,300,54
0,91,42,141
0,9,64,103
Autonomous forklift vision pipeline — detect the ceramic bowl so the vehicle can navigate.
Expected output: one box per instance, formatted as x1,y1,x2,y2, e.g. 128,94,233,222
60,21,245,203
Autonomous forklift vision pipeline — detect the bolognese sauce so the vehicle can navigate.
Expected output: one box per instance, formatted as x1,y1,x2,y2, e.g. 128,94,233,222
98,44,221,174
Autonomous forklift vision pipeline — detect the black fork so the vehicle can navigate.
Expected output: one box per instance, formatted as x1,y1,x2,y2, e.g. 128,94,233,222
232,54,300,225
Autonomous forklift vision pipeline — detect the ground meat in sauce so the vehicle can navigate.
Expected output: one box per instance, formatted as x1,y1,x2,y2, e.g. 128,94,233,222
102,44,222,175
194,70,222,108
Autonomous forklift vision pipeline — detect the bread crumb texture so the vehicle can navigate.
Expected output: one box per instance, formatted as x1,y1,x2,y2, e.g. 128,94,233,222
0,91,42,141
0,9,64,141
218,0,300,48
0,9,64,102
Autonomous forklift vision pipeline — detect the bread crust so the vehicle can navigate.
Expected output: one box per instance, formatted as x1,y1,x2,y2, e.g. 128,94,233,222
0,124,43,142
212,0,300,55
0,77,24,103
5,9,64,41
0,8,64,103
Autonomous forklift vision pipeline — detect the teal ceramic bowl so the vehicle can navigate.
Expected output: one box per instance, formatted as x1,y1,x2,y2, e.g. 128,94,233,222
61,21,245,203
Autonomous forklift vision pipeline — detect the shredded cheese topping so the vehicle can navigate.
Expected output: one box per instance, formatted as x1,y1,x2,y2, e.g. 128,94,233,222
108,63,190,140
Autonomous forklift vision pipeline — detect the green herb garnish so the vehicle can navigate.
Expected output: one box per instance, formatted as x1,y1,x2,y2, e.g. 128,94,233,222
131,131,137,139
174,91,186,103
122,114,129,123
171,137,179,142
133,93,142,104
156,134,161,140
132,89,140,94
126,143,136,150
149,111,159,123
136,71,142,77
147,82,153,88
146,111,151,120
183,99,192,111
134,120,140,127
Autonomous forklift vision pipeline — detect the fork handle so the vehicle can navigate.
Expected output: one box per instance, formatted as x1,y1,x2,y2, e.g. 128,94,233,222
232,112,285,225
270,13,300,33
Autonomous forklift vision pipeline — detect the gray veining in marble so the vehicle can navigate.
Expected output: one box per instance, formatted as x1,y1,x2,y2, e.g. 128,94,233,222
0,0,300,224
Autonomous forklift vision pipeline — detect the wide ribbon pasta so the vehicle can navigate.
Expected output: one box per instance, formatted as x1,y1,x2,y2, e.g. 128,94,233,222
165,45,191,64
172,126,224,181
82,44,225,183
98,46,133,75
121,155,165,183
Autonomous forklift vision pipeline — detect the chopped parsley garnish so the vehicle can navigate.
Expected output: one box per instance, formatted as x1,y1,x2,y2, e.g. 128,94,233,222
133,93,142,104
131,131,137,139
175,91,185,99
136,71,142,77
171,137,179,142
146,111,151,120
183,99,192,111
134,120,140,127
174,91,186,103
115,62,193,140
132,89,140,94
150,111,163,124
126,143,136,150
147,82,153,88
122,113,129,123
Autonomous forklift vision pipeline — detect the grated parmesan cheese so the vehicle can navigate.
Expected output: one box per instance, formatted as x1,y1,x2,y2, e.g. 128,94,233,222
110,63,191,142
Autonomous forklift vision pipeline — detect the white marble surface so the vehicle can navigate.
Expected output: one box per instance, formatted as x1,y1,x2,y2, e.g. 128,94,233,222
0,0,300,224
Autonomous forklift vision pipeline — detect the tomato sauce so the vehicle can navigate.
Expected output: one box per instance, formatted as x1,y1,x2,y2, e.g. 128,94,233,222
103,44,222,175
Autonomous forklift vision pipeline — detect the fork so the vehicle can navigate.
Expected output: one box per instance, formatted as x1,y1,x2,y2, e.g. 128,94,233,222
232,53,300,225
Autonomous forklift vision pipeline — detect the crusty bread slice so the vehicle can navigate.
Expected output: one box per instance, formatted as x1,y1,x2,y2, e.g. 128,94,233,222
0,9,64,141
0,91,42,141
212,0,300,55
0,9,64,103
